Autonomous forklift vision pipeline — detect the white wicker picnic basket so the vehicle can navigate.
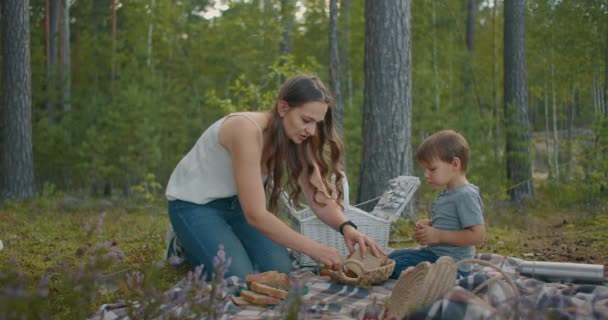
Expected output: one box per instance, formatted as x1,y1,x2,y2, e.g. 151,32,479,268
282,175,420,267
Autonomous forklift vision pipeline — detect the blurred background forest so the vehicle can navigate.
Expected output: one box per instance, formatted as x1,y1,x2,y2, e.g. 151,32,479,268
1,0,607,209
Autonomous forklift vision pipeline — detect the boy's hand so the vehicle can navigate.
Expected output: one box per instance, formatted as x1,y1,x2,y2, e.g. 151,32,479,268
414,224,440,245
415,219,431,229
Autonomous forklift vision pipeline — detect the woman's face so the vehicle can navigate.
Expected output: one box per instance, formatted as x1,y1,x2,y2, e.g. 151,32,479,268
279,101,328,144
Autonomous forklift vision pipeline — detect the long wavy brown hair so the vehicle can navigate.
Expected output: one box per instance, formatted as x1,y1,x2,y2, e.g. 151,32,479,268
262,74,345,214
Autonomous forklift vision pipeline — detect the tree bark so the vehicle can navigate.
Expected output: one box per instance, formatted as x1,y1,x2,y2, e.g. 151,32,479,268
432,0,440,113
279,0,294,83
493,0,500,158
47,0,60,122
60,0,70,111
358,0,412,212
604,24,608,117
544,72,552,179
551,62,560,181
147,0,156,67
1,0,35,200
504,0,533,202
339,0,352,111
329,0,343,137
111,0,117,83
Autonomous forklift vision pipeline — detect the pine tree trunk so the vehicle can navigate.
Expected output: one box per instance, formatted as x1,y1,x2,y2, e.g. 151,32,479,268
47,0,59,122
567,87,576,178
493,0,500,158
111,0,117,83
551,63,560,181
60,0,70,111
147,0,156,67
604,25,608,117
544,73,552,179
1,0,35,200
504,0,533,202
432,0,440,113
358,0,412,212
329,0,343,137
279,0,294,83
339,0,352,111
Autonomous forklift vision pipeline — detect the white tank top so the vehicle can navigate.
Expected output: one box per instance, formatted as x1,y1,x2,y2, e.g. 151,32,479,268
165,113,263,204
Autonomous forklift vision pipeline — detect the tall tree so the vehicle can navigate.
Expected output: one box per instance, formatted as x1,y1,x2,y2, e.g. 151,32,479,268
605,25,608,117
279,0,295,83
504,0,533,202
60,0,70,111
46,0,60,122
339,0,352,110
358,0,412,211
1,0,35,200
329,0,343,136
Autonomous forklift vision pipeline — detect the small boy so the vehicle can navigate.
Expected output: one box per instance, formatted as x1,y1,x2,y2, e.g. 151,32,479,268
388,130,485,279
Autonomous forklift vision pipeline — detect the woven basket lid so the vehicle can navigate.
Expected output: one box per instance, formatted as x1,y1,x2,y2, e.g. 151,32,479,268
384,256,458,319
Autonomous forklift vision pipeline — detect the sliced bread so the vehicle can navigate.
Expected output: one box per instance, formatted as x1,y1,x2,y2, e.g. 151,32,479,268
249,281,289,299
240,289,281,305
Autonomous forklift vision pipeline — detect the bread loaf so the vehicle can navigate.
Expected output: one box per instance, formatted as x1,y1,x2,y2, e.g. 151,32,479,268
346,247,388,276
240,289,281,305
245,271,289,290
249,281,289,299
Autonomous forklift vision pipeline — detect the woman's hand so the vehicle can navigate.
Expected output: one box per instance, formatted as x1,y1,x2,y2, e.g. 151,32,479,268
342,227,386,258
309,243,343,270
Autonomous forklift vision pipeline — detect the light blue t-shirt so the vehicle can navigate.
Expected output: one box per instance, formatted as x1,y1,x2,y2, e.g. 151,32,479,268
427,183,484,271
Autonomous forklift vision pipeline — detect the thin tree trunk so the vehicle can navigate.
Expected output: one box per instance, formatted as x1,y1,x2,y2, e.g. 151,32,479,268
605,25,608,117
504,0,533,202
551,62,560,181
493,0,500,158
544,72,552,179
329,0,343,137
593,70,599,114
111,0,117,83
432,0,440,113
60,0,70,111
339,0,352,111
358,0,412,213
47,0,59,122
279,0,294,83
1,0,35,200
464,0,476,99
147,0,156,67
567,87,576,178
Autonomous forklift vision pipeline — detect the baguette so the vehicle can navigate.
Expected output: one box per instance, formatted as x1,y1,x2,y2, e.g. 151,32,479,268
240,289,281,305
249,281,289,299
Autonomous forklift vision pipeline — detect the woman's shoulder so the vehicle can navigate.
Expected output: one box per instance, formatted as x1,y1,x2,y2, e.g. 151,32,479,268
219,112,268,147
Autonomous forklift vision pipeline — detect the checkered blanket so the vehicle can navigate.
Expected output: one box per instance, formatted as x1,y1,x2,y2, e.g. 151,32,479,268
88,254,608,320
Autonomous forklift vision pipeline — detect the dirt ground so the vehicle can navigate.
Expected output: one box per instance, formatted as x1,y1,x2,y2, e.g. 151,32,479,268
519,214,608,278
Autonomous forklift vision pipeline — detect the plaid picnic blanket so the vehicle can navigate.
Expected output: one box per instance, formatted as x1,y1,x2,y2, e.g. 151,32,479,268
88,254,608,320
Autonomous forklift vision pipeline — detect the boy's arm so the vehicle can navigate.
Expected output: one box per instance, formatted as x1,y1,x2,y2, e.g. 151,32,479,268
415,224,485,246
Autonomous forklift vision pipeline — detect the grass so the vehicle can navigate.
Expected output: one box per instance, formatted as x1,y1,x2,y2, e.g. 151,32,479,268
1,188,607,319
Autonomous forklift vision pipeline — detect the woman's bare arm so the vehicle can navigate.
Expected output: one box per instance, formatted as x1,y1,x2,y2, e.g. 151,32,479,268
219,117,341,266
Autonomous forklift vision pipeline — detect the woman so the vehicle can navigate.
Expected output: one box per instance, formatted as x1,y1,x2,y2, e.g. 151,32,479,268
166,74,384,279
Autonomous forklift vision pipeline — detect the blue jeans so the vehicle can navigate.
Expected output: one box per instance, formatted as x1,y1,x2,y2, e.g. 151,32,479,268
168,197,292,279
388,248,471,279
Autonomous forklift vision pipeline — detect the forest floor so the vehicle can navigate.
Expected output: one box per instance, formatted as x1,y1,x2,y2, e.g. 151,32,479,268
391,201,608,278
0,192,607,318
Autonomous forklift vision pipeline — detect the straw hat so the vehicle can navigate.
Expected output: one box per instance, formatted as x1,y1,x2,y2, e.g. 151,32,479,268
384,256,458,319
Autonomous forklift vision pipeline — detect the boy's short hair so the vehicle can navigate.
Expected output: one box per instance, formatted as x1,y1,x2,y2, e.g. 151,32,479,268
416,130,470,172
